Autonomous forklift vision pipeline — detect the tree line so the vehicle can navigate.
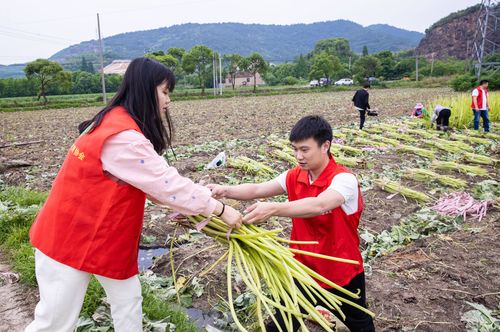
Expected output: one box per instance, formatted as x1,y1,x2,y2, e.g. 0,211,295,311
1,38,498,100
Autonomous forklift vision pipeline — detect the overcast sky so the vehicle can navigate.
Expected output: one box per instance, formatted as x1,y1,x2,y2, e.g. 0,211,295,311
0,0,480,65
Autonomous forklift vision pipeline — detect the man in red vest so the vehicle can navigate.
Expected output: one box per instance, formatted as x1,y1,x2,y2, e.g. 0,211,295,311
208,116,375,331
471,79,490,132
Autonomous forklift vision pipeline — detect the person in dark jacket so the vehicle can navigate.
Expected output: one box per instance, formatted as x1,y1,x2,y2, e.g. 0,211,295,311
352,82,373,129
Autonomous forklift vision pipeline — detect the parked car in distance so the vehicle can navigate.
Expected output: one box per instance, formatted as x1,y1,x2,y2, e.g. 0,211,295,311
309,80,320,87
334,78,354,86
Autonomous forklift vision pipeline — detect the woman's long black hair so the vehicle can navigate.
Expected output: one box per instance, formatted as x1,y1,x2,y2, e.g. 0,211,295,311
78,57,176,154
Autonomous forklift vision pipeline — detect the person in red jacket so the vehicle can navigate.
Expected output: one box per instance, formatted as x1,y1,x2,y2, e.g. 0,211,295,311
25,57,242,332
471,79,490,132
208,116,375,331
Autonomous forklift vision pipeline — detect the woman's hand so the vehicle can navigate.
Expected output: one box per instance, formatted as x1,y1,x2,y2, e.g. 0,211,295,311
220,205,243,229
206,184,227,199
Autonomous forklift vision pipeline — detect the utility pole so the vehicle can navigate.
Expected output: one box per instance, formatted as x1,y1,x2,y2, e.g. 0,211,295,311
348,56,352,71
219,52,223,95
213,53,216,96
97,13,107,104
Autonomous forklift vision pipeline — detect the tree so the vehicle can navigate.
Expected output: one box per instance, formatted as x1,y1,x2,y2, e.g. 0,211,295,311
181,45,214,94
313,38,352,62
294,54,310,79
24,59,71,103
362,46,369,56
146,53,178,70
352,56,381,82
167,48,186,62
223,54,243,90
309,52,341,81
374,51,396,79
244,53,268,92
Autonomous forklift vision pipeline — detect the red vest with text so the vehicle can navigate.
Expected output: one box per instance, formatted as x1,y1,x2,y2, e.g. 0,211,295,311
286,157,364,288
471,87,489,109
30,107,146,279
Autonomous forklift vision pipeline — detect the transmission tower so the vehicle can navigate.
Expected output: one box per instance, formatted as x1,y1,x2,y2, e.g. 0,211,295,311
471,0,500,78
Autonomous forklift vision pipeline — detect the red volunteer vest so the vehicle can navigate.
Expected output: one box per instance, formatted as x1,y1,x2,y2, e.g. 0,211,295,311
471,87,489,109
286,157,364,288
30,107,147,279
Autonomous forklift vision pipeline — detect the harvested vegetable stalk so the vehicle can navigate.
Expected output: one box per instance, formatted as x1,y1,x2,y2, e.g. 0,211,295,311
272,149,298,166
403,168,467,188
397,145,436,159
373,123,399,132
340,128,368,137
450,133,491,145
431,192,491,222
384,131,416,142
353,137,389,148
180,215,374,332
368,134,400,147
431,160,488,176
363,127,384,134
330,143,364,156
228,156,276,178
425,138,474,153
462,152,496,165
335,155,363,167
405,128,438,139
374,179,431,203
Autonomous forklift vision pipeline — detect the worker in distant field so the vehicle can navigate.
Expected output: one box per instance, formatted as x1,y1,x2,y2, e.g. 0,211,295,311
471,79,490,132
25,58,242,332
411,102,428,118
431,104,452,132
352,82,375,130
208,116,375,332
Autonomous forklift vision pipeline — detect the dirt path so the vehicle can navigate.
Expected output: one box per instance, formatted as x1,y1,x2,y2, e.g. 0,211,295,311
0,260,37,332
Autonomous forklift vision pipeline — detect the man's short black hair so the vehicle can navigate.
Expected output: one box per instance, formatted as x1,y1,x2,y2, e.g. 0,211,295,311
289,115,333,147
362,82,371,88
479,79,489,85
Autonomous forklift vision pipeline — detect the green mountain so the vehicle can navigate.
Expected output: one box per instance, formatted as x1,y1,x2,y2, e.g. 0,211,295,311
0,20,423,77
50,21,422,66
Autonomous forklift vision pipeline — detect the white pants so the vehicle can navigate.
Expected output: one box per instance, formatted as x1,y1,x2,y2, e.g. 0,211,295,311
24,250,143,332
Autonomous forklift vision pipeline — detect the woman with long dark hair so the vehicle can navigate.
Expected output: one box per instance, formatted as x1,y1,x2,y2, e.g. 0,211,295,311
25,57,242,332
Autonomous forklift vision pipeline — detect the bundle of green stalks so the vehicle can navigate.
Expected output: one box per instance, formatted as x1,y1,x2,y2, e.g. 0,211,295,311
431,160,488,176
228,156,276,178
332,131,347,140
384,131,416,142
405,128,438,139
461,152,497,166
335,155,363,168
340,128,368,137
272,149,298,166
425,138,474,154
330,143,364,156
373,123,400,132
374,179,431,203
397,145,436,159
353,137,389,148
450,133,491,145
180,215,375,332
403,168,467,189
368,134,401,147
403,119,426,128
363,127,384,134
464,130,500,140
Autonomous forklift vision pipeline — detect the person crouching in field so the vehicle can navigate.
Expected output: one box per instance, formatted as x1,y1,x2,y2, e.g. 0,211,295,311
208,116,375,332
431,105,452,132
25,57,242,332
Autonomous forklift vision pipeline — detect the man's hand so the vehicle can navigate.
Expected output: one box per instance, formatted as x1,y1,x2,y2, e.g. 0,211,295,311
243,201,277,224
206,184,227,199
